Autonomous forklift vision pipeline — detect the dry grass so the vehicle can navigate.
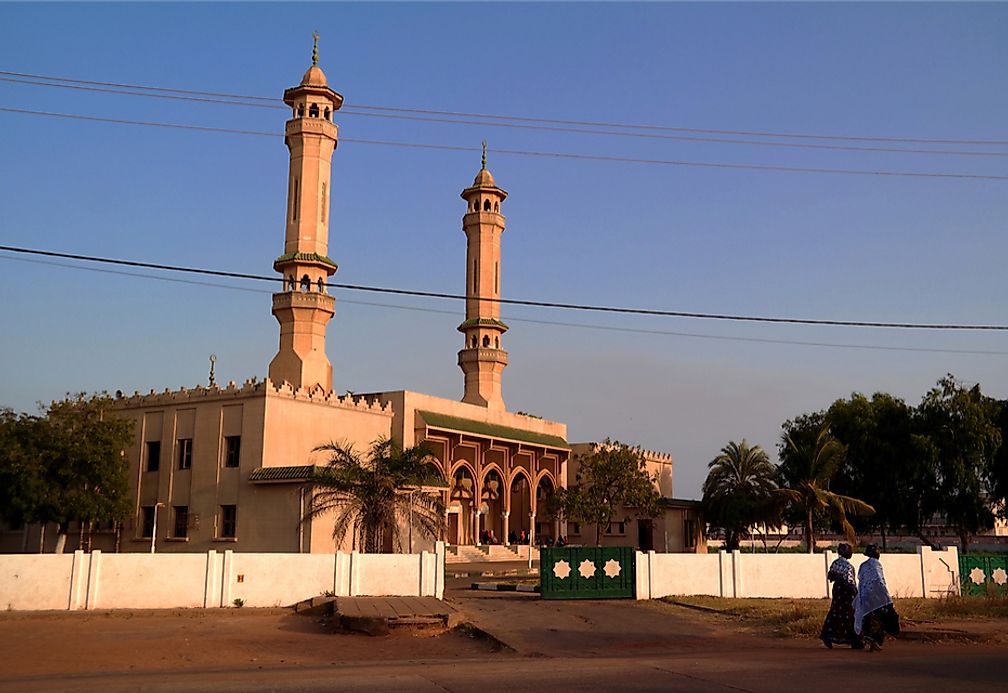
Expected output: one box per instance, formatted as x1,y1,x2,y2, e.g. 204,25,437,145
663,594,1008,639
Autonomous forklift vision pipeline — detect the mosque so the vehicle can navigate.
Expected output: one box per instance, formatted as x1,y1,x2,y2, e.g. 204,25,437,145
2,42,704,556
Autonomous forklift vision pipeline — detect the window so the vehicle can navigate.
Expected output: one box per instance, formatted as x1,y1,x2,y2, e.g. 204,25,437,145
606,521,625,535
483,199,491,211
685,519,698,549
146,440,161,472
309,103,319,118
177,438,192,470
570,523,581,536
224,436,241,468
173,506,189,538
220,505,237,538
141,506,155,538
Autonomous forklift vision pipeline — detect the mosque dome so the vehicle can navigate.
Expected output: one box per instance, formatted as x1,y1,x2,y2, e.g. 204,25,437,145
300,65,328,87
473,167,496,187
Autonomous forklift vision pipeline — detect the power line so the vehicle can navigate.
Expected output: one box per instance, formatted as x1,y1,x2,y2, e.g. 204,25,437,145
4,68,1007,146
6,253,1006,357
4,106,1008,181
2,245,1006,331
5,74,1006,158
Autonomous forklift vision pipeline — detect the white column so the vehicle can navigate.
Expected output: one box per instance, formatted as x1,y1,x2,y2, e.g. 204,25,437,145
85,550,102,610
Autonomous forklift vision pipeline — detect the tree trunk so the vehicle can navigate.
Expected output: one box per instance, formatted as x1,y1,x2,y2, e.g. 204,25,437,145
880,523,888,551
805,510,815,553
38,523,46,553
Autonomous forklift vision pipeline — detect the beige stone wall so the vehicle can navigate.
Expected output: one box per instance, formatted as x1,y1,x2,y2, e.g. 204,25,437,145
106,380,395,554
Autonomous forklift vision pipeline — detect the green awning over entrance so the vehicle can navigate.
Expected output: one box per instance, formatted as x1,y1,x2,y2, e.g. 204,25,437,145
417,410,569,449
248,465,319,483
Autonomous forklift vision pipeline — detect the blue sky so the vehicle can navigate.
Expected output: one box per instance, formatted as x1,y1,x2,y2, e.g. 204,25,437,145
1,2,1006,498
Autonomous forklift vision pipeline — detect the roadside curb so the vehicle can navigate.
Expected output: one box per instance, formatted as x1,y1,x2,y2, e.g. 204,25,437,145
471,582,540,593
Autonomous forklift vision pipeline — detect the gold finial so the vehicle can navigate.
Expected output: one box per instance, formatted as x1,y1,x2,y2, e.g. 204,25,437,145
312,31,319,66
481,140,487,169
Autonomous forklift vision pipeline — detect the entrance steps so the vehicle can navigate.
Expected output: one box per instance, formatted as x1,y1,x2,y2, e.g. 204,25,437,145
446,544,540,563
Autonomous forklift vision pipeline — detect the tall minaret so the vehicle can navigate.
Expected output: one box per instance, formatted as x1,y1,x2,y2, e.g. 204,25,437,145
458,144,509,410
268,34,343,392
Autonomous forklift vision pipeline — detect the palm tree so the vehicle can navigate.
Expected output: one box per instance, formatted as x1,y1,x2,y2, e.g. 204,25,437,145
303,438,446,553
702,440,779,551
778,428,874,553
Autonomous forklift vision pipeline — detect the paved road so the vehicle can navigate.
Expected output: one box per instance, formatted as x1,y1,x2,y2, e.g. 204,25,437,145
3,580,1006,692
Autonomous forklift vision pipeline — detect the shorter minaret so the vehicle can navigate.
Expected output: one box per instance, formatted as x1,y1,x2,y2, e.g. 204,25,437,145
458,144,509,410
268,34,343,391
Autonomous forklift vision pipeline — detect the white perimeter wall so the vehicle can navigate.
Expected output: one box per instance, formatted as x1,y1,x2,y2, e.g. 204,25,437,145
636,546,961,600
1,543,446,611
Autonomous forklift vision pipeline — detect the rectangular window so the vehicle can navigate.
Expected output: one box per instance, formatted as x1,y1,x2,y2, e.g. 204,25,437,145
220,505,237,538
224,436,241,468
145,441,161,472
177,438,192,470
685,519,698,549
173,506,189,539
141,506,155,538
570,523,581,536
606,521,625,535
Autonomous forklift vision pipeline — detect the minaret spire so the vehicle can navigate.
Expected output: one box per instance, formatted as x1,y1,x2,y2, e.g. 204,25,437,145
457,151,509,410
312,31,319,66
268,44,344,392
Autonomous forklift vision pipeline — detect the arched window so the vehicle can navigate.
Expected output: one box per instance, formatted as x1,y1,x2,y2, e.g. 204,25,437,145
470,336,477,348
317,278,324,293
309,103,319,118
482,335,490,348
324,107,331,120
494,201,499,212
472,200,478,212
297,104,305,117
321,182,327,223
483,199,491,212
287,275,295,291
300,275,310,292
495,337,500,348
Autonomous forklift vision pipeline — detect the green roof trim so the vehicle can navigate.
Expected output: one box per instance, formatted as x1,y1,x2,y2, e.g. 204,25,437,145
457,317,510,332
417,410,568,449
658,497,703,509
273,252,338,269
248,465,320,483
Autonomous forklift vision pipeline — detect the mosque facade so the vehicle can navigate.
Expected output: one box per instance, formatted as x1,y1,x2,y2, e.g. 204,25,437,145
2,43,704,555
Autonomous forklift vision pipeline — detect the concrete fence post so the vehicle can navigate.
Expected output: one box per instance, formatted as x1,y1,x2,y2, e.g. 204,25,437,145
220,549,234,607
732,550,743,598
647,550,656,600
824,551,835,598
349,551,360,597
68,549,86,611
85,550,102,610
203,550,218,608
717,550,730,597
435,541,445,599
634,551,648,600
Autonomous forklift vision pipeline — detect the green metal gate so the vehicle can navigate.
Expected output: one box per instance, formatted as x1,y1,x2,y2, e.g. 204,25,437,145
539,546,636,599
959,554,1008,596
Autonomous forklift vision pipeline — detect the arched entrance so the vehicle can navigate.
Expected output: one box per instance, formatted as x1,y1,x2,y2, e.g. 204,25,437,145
448,466,475,545
509,473,532,543
481,469,504,544
536,475,557,544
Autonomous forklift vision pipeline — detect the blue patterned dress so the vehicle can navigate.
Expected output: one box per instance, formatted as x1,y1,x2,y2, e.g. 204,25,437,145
820,556,859,647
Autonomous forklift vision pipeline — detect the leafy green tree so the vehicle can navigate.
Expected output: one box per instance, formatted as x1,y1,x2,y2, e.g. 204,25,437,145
552,440,660,545
0,395,134,552
915,375,1002,551
991,399,1008,519
303,438,446,553
826,393,935,549
702,440,779,551
778,426,874,553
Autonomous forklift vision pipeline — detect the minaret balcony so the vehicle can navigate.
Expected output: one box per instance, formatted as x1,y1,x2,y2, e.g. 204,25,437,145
272,290,335,314
457,317,509,334
285,118,338,139
458,348,509,367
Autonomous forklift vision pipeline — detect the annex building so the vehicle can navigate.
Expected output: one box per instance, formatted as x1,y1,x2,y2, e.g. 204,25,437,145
2,43,703,556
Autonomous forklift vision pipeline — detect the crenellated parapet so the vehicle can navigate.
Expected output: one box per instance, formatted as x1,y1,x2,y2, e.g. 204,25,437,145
111,377,393,415
263,378,392,414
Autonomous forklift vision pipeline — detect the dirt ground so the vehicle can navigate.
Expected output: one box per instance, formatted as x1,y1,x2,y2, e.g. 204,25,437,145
0,608,505,678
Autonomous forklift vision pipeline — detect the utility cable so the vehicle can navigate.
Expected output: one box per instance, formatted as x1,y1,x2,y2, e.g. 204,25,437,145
3,107,1007,181
5,254,1006,356
3,69,1007,146
2,245,1006,331
3,75,1005,157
